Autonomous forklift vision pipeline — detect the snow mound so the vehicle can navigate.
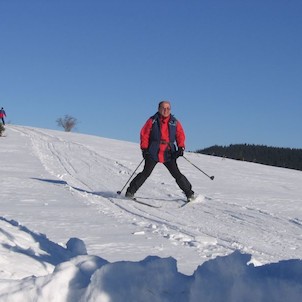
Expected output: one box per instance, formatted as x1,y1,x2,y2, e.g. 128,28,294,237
1,250,302,302
1,217,301,302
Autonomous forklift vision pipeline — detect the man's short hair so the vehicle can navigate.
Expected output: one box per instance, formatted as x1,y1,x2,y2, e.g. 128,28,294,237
158,100,171,109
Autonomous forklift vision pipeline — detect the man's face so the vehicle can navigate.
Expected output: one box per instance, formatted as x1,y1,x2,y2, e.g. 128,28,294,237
158,102,171,118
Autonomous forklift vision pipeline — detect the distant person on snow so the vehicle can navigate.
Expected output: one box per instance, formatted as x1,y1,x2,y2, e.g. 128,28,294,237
126,100,195,202
0,107,6,125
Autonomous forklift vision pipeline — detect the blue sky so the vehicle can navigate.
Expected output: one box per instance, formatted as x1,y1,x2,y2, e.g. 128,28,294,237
1,0,301,151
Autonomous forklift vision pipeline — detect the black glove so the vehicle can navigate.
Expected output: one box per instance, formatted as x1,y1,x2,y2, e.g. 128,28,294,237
176,147,184,158
142,149,149,159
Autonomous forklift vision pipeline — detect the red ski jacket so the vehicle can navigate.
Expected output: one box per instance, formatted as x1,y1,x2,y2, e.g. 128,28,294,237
140,113,186,163
0,109,6,118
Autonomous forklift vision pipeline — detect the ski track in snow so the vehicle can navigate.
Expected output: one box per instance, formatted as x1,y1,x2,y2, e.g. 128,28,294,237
10,127,224,261
11,126,302,267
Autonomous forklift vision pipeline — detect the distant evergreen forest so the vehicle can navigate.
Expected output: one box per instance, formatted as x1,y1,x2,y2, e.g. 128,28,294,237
196,144,302,171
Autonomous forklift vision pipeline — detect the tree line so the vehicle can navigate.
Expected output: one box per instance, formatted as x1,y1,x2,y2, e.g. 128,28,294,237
196,144,302,171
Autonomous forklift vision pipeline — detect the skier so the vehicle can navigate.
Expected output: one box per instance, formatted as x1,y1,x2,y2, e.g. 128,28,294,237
126,100,195,202
0,107,6,125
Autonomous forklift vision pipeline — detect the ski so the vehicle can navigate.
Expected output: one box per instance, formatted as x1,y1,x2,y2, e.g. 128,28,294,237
125,196,161,208
179,199,196,208
116,191,163,208
179,195,212,208
115,192,211,208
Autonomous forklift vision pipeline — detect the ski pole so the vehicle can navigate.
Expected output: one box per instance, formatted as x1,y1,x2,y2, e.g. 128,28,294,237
182,155,215,180
117,158,145,195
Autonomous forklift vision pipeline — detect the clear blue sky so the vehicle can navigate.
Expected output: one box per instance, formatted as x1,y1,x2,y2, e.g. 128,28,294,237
1,0,301,151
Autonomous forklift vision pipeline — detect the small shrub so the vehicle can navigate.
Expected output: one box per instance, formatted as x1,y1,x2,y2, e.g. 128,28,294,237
56,115,78,132
0,123,5,136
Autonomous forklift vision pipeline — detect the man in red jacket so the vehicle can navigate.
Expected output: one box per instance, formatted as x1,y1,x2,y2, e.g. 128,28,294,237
0,107,6,125
126,100,195,202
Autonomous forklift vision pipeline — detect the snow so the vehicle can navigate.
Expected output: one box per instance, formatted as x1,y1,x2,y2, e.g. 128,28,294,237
0,125,302,301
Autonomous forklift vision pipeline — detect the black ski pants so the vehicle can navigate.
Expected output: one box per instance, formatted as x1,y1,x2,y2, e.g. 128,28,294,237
127,156,194,197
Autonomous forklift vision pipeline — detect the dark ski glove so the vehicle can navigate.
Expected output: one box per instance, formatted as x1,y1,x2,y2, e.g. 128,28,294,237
142,149,149,159
176,147,184,158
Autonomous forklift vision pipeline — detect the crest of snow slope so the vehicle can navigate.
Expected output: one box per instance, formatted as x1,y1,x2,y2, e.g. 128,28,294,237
0,125,302,301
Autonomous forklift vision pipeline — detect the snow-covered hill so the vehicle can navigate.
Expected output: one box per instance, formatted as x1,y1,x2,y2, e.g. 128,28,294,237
1,125,302,301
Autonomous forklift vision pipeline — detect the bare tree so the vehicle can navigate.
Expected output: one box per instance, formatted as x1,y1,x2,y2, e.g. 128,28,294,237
56,115,78,132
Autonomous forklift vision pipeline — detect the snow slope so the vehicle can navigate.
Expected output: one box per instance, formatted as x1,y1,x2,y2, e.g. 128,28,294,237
0,125,302,301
